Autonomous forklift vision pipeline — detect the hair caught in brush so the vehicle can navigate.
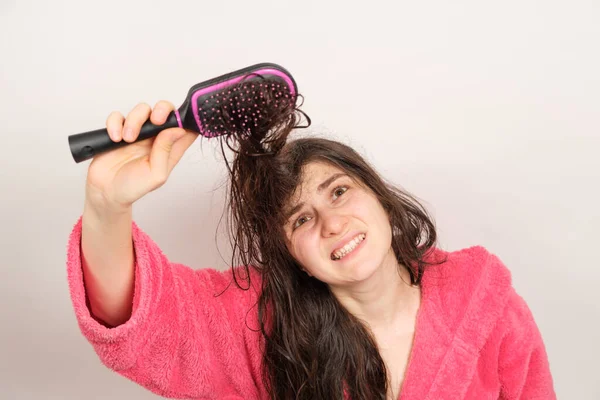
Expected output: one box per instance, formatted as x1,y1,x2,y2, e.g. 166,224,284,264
215,73,444,399
216,73,309,157
214,73,311,275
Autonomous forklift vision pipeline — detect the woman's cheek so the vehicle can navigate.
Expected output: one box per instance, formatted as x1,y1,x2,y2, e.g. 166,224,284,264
299,233,320,262
353,194,376,217
292,232,309,261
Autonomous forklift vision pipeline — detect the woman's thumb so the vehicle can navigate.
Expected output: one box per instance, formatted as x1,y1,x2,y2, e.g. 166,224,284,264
148,128,187,181
170,128,188,142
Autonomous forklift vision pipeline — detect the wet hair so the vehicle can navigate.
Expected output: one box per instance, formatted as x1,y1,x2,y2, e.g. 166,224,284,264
213,76,446,399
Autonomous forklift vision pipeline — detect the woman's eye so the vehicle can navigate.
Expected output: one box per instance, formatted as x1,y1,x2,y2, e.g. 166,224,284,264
294,216,311,229
333,186,348,198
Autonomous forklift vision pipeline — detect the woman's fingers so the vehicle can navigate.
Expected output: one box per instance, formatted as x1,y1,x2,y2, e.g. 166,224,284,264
150,100,176,125
106,111,125,142
105,100,176,143
122,102,152,143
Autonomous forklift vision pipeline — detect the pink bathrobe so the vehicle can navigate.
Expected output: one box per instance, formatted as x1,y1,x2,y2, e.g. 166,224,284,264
66,216,556,399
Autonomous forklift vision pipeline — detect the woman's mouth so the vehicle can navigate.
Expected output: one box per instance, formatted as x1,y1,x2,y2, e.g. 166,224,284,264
331,233,366,261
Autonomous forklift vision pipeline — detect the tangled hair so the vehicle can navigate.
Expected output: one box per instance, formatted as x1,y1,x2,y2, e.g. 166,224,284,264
213,74,446,399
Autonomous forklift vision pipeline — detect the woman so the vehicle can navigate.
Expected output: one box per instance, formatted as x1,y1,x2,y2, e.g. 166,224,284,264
67,90,556,399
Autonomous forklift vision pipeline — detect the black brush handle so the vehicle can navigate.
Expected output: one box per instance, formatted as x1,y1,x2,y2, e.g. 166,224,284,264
68,112,181,163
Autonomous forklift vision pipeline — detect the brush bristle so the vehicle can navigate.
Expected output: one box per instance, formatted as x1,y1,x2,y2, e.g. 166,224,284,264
196,76,295,139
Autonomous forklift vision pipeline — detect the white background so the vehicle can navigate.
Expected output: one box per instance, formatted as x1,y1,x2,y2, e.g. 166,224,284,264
1,0,598,398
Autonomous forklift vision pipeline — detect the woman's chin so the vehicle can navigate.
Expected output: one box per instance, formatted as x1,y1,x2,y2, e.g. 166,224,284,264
334,259,382,286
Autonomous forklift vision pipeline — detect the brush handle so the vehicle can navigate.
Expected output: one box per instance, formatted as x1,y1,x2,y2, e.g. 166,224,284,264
68,111,181,163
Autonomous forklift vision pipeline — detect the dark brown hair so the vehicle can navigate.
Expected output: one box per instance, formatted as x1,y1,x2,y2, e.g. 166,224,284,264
213,76,445,399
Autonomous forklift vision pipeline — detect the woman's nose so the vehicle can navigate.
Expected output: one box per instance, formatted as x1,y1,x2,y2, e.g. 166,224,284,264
321,211,348,237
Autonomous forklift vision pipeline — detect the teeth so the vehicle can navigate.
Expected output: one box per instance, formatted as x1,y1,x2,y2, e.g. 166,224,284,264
332,234,366,260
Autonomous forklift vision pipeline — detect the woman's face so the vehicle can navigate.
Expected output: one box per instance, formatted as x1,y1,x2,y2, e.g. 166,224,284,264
283,161,395,288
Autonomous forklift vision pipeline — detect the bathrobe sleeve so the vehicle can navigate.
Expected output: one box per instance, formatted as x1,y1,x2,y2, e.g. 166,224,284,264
65,216,266,399
498,289,557,400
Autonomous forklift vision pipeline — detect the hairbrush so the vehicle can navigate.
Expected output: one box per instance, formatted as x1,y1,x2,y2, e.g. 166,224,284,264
68,62,298,163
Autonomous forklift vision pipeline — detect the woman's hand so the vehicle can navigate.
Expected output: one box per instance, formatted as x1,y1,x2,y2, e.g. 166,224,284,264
85,100,197,213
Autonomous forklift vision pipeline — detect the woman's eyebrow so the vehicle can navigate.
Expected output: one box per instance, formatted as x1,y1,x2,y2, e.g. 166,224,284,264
284,173,348,222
